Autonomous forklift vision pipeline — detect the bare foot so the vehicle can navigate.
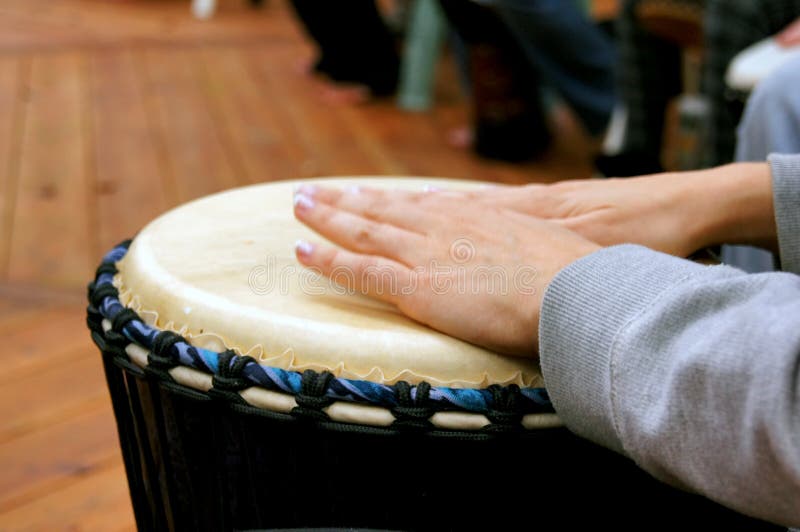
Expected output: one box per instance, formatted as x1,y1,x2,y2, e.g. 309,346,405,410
294,56,373,105
447,126,474,150
319,82,371,105
294,57,317,77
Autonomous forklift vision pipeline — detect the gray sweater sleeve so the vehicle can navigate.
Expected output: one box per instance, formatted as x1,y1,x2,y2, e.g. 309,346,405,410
538,153,800,527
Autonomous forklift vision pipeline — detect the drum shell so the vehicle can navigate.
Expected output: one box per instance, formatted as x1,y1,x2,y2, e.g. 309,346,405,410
93,341,780,531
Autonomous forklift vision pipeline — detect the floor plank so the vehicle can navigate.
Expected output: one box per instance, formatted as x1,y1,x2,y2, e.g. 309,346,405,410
0,281,84,307
0,56,26,280
199,45,309,183
7,52,91,290
0,298,49,327
0,0,296,53
3,305,91,378
87,48,168,254
139,47,243,204
0,462,135,532
0,402,120,513
0,349,107,443
249,46,391,177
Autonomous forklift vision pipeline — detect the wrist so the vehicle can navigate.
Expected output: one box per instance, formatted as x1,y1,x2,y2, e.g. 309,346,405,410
682,163,776,251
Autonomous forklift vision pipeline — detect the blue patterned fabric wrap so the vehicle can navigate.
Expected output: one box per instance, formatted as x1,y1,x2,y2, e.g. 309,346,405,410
92,242,553,415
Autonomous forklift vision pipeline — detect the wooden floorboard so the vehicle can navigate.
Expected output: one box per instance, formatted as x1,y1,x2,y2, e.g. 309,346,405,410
0,347,107,443
87,48,169,252
249,46,394,177
199,45,309,183
0,56,26,280
3,305,91,378
0,0,297,53
0,402,120,513
0,1,603,530
0,462,135,532
139,47,243,203
7,52,91,289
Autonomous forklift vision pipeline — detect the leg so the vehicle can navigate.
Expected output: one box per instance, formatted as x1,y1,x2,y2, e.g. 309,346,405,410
490,0,617,137
735,54,800,161
439,0,551,161
288,0,400,96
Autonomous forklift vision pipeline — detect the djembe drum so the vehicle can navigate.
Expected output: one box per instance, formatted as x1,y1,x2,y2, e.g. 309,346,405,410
87,178,778,531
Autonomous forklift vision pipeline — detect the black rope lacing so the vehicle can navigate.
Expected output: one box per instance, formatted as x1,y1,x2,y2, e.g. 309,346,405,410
484,384,524,432
212,350,253,391
103,307,137,348
291,369,335,421
149,329,185,370
391,381,434,429
95,262,119,278
90,283,119,310
205,350,253,405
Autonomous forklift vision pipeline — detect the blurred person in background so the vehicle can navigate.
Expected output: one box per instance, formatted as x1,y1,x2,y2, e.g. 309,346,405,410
439,0,616,162
597,0,800,177
288,0,401,103
721,50,800,272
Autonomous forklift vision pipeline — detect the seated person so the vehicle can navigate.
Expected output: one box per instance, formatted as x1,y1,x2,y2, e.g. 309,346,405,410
290,153,800,527
723,51,800,272
440,0,616,162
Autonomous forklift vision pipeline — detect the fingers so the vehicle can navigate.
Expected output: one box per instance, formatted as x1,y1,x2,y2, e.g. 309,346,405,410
294,190,425,265
294,184,438,233
294,240,412,305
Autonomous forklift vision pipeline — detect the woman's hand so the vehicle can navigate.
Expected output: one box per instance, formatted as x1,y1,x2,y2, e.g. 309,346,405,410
463,163,777,256
459,173,708,257
293,185,599,357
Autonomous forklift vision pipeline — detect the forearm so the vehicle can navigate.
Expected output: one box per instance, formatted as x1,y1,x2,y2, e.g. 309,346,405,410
679,162,777,252
686,154,800,272
539,246,800,526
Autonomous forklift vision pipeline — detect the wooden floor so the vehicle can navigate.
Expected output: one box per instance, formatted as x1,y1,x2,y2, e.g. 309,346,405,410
0,1,598,530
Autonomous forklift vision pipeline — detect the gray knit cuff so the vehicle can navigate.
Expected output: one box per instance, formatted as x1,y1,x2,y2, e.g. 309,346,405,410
770,153,800,274
538,245,707,455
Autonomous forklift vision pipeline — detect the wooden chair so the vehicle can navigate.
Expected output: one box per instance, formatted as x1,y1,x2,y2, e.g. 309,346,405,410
635,0,704,48
635,0,706,170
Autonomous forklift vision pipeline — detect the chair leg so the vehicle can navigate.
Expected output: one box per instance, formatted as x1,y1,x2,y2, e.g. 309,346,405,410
396,0,447,111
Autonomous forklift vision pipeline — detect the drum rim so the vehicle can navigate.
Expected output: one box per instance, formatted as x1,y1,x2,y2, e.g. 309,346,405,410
87,240,560,431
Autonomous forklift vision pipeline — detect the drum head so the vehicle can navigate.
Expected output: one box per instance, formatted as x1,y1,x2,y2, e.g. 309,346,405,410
116,177,543,389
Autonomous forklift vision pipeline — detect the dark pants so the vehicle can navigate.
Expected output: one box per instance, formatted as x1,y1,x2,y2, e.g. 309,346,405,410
288,0,400,96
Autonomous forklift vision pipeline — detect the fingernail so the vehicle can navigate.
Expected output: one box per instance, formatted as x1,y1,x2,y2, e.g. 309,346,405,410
423,185,441,193
345,185,361,195
295,240,314,257
294,193,315,211
479,184,498,189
